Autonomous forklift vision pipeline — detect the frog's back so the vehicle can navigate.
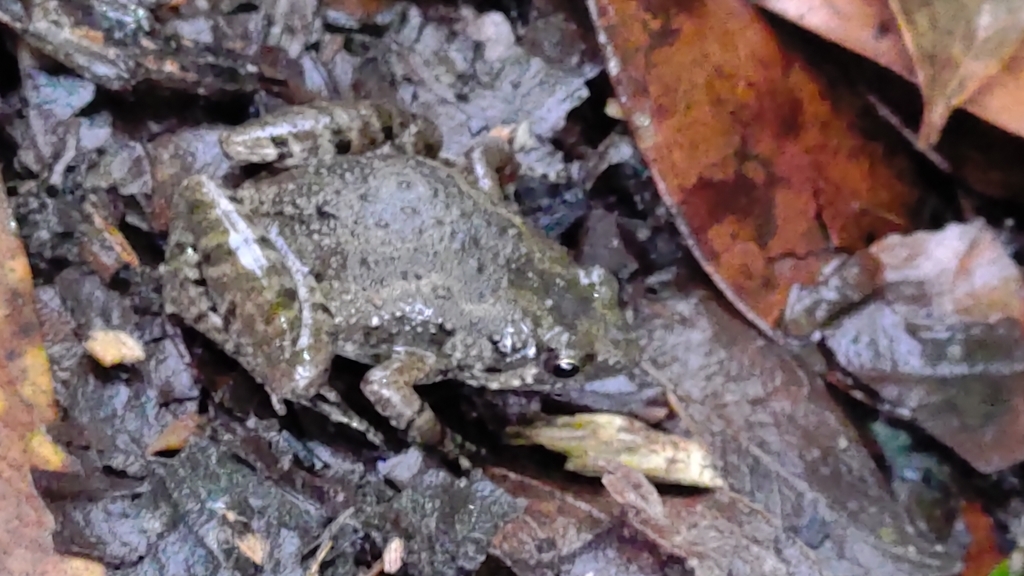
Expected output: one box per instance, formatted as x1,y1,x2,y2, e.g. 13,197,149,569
317,154,527,285
245,154,538,356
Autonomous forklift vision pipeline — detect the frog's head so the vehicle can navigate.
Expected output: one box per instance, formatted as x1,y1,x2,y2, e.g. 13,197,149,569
525,263,642,383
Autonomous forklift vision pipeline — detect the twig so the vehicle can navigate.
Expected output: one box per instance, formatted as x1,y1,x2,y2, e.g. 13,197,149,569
303,508,355,576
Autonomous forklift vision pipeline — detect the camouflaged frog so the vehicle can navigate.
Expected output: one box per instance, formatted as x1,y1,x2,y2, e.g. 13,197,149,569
162,100,641,449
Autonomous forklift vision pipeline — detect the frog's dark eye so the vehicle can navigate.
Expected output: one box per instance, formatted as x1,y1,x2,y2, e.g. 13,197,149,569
550,358,580,378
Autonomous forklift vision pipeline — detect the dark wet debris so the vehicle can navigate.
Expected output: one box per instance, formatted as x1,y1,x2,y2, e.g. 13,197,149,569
362,452,526,576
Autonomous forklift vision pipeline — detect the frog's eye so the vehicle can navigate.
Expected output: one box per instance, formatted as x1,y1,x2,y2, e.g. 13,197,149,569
547,357,580,378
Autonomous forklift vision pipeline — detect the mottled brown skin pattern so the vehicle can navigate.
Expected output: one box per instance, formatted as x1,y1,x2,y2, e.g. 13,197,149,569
162,101,640,446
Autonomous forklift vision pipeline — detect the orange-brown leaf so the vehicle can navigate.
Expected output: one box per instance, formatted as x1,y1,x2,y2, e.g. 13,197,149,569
146,413,204,455
960,500,1004,576
0,185,107,576
586,0,920,335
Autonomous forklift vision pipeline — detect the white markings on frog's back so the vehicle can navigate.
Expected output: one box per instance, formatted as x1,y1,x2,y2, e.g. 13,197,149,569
397,301,436,325
208,179,272,277
266,222,316,353
577,265,614,300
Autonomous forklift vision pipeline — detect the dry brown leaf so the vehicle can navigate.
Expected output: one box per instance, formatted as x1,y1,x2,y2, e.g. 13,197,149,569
600,461,666,521
869,218,1024,323
816,220,1024,473
587,0,920,337
25,429,70,472
146,413,204,455
79,201,140,282
320,0,397,24
507,413,724,488
83,329,146,367
0,183,107,576
961,501,1004,576
888,0,1024,147
235,531,267,565
757,0,1024,142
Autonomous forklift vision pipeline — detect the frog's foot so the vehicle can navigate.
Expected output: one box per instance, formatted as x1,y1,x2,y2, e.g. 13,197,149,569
219,100,443,169
464,134,520,203
360,348,444,447
307,397,388,448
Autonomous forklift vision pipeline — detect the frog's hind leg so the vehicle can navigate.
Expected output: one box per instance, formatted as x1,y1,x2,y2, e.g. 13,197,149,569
219,100,443,169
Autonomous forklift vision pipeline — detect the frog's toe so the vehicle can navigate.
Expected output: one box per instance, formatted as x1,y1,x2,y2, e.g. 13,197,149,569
407,409,444,448
269,393,288,416
318,386,341,404
310,398,387,447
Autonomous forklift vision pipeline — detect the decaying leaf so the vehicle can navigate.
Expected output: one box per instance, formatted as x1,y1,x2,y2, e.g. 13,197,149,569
601,461,666,520
83,329,146,367
887,0,1024,147
814,219,1024,473
12,0,261,95
757,0,1024,143
146,413,204,455
507,412,725,488
381,536,404,574
490,467,623,572
79,200,140,282
871,218,1024,323
235,531,267,566
321,0,399,27
0,183,107,575
600,461,820,576
488,464,819,576
360,3,596,177
357,464,525,574
783,217,1024,336
639,292,966,574
586,0,921,337
961,501,1004,576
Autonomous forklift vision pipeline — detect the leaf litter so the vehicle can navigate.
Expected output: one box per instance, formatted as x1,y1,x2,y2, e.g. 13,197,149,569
757,0,1024,144
887,0,1024,148
0,180,107,576
4,0,1024,574
789,219,1024,475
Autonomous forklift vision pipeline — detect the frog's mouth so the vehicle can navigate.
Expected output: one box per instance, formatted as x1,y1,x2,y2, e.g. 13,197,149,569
464,349,630,394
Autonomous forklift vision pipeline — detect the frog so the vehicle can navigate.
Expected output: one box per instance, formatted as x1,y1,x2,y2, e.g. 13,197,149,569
161,99,642,453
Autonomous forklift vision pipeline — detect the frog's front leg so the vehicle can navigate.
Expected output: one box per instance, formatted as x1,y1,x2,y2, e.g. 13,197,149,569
360,348,444,447
218,100,443,169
